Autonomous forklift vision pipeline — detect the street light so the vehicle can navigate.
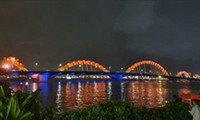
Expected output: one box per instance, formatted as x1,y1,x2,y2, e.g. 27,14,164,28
108,66,112,71
2,63,11,71
140,69,143,73
35,63,38,66
34,63,38,70
59,64,62,67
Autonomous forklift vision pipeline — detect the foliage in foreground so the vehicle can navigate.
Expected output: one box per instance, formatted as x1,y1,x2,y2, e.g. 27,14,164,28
0,83,59,120
0,83,192,120
0,83,43,120
64,101,192,120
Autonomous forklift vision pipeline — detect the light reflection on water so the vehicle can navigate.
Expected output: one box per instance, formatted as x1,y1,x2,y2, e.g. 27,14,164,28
8,80,200,112
125,81,167,108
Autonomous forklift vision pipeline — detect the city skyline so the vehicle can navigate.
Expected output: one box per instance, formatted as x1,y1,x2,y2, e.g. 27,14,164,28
1,0,200,73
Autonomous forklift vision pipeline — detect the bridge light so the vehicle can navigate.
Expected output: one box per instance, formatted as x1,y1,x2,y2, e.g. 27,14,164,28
86,81,89,84
34,63,39,71
58,81,61,85
59,64,62,67
120,67,124,71
108,66,112,70
11,57,15,61
19,82,23,85
25,82,29,86
35,63,38,66
2,63,11,70
3,64,10,69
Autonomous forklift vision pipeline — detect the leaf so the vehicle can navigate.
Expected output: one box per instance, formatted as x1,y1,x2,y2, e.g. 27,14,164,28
21,95,32,107
5,97,13,120
15,109,21,120
19,112,33,120
0,86,5,96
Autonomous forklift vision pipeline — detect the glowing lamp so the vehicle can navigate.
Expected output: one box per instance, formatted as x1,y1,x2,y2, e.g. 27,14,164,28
2,64,11,70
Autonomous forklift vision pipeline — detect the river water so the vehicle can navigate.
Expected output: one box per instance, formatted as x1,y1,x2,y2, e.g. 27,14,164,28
8,79,200,113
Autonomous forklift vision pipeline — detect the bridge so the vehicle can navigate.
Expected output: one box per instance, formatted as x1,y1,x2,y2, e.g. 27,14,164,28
0,57,199,81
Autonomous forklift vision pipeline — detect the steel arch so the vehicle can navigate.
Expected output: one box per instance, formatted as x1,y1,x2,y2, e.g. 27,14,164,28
58,60,109,72
126,60,169,75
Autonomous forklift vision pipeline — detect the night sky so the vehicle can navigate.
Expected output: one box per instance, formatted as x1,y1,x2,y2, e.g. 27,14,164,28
1,0,200,73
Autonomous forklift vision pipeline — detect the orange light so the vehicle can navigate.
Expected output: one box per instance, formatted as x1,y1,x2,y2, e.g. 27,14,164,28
2,63,11,70
176,71,191,78
125,60,168,75
58,60,109,72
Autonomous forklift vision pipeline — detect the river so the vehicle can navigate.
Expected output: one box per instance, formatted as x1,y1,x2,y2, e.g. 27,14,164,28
7,79,200,113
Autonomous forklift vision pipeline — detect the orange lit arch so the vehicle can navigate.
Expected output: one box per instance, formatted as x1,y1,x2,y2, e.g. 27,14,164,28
193,74,200,79
126,60,169,75
176,71,191,78
2,57,27,71
58,60,109,72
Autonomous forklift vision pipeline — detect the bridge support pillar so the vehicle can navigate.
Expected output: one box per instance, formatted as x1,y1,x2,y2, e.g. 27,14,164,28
39,73,49,82
109,73,124,80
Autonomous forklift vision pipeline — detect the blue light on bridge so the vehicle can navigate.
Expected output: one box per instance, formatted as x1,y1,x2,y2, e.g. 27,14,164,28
43,72,50,75
67,81,72,85
28,72,35,76
80,72,85,75
19,82,23,85
86,81,89,84
57,72,63,75
10,72,19,76
101,80,104,83
100,72,104,75
58,81,61,85
78,80,81,84
69,72,75,75
51,72,63,78
109,73,124,80
40,72,50,81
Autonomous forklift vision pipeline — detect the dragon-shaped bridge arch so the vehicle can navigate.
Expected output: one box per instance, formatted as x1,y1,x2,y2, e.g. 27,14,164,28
58,60,109,72
125,60,169,76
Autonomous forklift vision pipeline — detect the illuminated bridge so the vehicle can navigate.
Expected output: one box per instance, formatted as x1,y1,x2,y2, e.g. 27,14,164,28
0,57,200,81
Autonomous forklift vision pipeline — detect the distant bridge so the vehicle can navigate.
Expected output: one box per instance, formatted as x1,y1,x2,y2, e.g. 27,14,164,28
0,57,200,80
0,70,199,82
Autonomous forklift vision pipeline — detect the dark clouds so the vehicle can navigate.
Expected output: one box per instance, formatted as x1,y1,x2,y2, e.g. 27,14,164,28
0,0,200,73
